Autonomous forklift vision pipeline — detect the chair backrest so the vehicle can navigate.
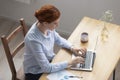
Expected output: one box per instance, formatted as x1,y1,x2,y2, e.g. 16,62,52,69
1,18,28,80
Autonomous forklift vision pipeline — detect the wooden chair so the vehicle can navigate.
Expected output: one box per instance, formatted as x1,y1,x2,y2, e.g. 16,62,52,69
1,18,28,80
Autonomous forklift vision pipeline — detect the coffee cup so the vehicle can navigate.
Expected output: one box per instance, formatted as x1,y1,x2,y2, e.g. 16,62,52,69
81,32,88,43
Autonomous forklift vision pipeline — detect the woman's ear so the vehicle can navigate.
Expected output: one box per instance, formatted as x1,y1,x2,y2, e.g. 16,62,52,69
42,22,49,26
43,22,48,25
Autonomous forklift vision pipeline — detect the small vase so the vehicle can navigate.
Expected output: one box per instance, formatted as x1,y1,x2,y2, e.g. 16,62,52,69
101,22,109,42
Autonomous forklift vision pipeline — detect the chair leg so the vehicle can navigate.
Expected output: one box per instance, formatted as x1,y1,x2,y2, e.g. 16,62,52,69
12,76,15,80
12,76,18,80
12,77,20,80
113,69,116,80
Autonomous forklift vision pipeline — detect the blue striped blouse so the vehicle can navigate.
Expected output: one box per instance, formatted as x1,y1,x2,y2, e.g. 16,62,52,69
23,22,72,74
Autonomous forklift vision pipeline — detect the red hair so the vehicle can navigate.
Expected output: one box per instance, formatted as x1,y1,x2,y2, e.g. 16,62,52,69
35,4,60,23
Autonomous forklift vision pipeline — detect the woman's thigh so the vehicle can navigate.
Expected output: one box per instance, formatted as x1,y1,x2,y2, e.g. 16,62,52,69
25,73,43,80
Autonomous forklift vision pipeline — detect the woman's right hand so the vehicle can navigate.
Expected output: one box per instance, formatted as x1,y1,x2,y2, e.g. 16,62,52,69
68,56,85,67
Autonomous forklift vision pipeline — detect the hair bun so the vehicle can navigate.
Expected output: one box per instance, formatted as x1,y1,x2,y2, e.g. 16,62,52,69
34,5,60,23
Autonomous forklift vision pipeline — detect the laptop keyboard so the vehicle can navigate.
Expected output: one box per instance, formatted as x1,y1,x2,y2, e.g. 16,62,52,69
76,51,93,68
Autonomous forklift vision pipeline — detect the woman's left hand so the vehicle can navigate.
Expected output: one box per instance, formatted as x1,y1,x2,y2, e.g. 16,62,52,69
71,46,87,57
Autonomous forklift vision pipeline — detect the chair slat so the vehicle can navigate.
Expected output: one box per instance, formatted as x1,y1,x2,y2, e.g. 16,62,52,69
7,26,23,43
12,41,24,58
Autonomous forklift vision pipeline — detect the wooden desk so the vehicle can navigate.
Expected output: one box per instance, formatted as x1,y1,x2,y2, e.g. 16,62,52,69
39,17,120,80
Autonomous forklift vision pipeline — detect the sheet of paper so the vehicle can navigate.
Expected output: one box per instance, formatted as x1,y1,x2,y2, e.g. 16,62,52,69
47,70,80,80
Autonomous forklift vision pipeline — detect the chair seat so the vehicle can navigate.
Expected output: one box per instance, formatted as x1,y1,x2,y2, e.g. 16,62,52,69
17,65,25,80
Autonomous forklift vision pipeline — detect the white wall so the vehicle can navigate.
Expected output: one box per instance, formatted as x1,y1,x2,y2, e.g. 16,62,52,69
0,0,120,35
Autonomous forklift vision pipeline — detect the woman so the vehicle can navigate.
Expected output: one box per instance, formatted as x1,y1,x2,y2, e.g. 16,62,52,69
24,4,86,80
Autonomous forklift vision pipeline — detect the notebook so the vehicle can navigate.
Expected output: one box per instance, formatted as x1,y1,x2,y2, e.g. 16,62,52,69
71,50,96,71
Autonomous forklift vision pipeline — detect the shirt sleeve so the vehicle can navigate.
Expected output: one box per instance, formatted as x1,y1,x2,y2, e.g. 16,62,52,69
29,40,68,73
54,31,72,49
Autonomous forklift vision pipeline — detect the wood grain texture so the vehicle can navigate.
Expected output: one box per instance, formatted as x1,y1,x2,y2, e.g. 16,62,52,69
40,17,120,80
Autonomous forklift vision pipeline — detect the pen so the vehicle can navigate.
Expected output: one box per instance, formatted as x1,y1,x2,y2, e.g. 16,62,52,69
68,76,83,78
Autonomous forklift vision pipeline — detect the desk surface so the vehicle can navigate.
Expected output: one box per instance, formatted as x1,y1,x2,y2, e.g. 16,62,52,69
39,17,120,80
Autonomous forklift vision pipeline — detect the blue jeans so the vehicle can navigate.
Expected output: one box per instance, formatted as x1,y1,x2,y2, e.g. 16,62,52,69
25,73,43,80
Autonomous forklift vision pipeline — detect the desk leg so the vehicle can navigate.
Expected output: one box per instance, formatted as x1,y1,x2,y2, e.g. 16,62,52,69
113,69,116,80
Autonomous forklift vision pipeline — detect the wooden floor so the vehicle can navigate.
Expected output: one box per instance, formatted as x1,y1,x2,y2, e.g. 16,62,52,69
0,16,119,80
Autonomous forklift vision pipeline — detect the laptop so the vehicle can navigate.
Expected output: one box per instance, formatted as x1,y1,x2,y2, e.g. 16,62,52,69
71,50,96,71
70,35,98,71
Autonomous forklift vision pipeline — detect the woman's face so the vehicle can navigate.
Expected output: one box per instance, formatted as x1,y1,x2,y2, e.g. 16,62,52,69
47,18,60,30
